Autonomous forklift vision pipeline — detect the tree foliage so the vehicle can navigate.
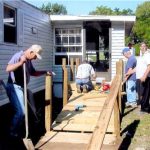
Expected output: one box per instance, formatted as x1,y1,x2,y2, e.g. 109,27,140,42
39,2,67,15
89,6,134,15
133,1,150,47
89,6,113,15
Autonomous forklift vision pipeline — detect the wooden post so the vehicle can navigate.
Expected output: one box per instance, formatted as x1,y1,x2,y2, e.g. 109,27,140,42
116,61,122,114
113,98,120,139
75,58,80,74
70,58,74,81
62,58,68,107
45,75,52,132
62,58,66,69
63,67,68,107
116,61,121,75
119,59,124,81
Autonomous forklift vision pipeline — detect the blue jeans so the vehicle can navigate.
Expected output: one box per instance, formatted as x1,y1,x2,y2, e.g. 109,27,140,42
126,80,136,103
6,83,24,137
76,78,93,90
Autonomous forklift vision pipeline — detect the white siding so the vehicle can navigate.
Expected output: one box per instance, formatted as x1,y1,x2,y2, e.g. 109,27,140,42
0,0,53,106
111,22,125,79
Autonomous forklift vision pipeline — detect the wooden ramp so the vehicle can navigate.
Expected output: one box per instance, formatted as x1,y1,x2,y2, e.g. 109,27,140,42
36,80,122,150
35,59,123,150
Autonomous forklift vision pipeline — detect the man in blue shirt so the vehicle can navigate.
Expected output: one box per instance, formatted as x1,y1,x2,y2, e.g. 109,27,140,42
123,47,137,107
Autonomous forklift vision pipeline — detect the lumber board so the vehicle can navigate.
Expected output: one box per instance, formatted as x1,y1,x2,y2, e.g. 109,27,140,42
86,75,121,150
52,123,96,132
36,132,119,150
67,98,106,107
63,105,103,111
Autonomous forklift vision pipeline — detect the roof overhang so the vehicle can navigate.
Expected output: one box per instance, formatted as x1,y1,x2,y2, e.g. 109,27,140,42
50,15,136,36
50,15,136,22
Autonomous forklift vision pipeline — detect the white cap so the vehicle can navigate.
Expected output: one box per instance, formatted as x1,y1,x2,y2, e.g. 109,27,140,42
29,44,43,59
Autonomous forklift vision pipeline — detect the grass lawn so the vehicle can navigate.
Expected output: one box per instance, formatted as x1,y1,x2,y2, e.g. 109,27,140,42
120,106,150,150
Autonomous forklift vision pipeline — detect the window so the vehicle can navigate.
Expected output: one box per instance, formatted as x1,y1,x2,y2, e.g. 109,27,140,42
55,27,82,65
3,4,17,44
55,28,82,52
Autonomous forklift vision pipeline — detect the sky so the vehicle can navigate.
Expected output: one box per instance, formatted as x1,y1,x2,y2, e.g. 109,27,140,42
25,0,146,15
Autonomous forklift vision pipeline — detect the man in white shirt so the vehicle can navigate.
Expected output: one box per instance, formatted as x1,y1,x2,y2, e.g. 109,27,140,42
76,60,96,93
136,42,150,112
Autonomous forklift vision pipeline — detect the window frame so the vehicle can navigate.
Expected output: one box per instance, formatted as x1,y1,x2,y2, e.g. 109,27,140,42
54,26,83,65
3,4,17,44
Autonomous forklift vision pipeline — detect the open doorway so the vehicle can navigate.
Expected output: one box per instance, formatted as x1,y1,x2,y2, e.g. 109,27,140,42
83,21,111,80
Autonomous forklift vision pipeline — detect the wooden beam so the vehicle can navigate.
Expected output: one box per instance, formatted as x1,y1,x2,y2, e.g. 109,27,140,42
62,58,66,69
113,99,120,138
86,75,121,150
45,75,52,132
75,58,80,74
70,58,74,81
63,68,68,107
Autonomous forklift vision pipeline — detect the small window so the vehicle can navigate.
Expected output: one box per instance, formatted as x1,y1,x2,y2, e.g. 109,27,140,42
3,5,17,44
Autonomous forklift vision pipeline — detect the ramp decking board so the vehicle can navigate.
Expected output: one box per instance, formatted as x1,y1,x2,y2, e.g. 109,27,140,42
36,77,121,149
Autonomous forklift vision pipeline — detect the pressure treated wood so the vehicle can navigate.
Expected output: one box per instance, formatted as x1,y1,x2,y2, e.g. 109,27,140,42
45,75,52,131
70,58,74,81
36,58,123,150
52,92,107,132
63,68,68,107
86,75,121,150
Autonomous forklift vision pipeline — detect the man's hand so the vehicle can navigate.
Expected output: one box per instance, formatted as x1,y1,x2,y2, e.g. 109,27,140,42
46,71,56,76
20,55,26,64
140,76,146,82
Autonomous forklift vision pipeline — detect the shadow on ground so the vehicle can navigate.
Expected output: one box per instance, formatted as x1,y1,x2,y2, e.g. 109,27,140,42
119,120,140,150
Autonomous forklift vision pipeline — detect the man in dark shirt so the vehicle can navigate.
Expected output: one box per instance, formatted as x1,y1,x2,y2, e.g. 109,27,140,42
6,44,51,138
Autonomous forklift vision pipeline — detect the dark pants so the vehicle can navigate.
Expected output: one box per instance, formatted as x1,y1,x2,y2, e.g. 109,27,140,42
6,83,37,137
138,77,150,111
136,79,145,104
76,78,93,91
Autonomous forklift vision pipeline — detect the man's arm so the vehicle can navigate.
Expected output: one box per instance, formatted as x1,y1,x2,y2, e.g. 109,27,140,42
31,70,47,76
125,67,136,77
6,55,26,72
123,67,136,85
140,65,150,82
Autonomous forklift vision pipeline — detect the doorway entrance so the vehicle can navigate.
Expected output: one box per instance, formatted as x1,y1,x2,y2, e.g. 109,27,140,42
83,21,111,80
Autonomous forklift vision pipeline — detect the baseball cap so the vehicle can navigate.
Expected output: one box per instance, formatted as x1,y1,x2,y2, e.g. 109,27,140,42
122,47,130,54
29,44,43,59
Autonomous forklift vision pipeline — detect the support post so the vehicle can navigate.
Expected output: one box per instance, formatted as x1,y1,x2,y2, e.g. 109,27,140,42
113,98,120,139
116,61,122,114
70,58,74,81
63,67,68,107
75,58,80,74
45,75,52,132
62,58,68,107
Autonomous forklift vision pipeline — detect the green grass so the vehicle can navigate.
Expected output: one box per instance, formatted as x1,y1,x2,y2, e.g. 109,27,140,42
121,106,150,149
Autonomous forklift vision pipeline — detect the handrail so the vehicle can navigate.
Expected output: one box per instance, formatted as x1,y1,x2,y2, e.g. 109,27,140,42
86,75,121,150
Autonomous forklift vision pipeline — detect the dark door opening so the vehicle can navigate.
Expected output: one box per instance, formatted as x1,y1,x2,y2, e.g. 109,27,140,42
84,21,111,75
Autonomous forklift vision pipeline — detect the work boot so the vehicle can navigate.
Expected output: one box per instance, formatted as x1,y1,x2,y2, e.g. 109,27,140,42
77,85,81,93
83,85,88,93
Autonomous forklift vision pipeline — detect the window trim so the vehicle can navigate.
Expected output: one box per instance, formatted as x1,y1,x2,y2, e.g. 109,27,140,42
54,26,83,66
3,3,17,44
